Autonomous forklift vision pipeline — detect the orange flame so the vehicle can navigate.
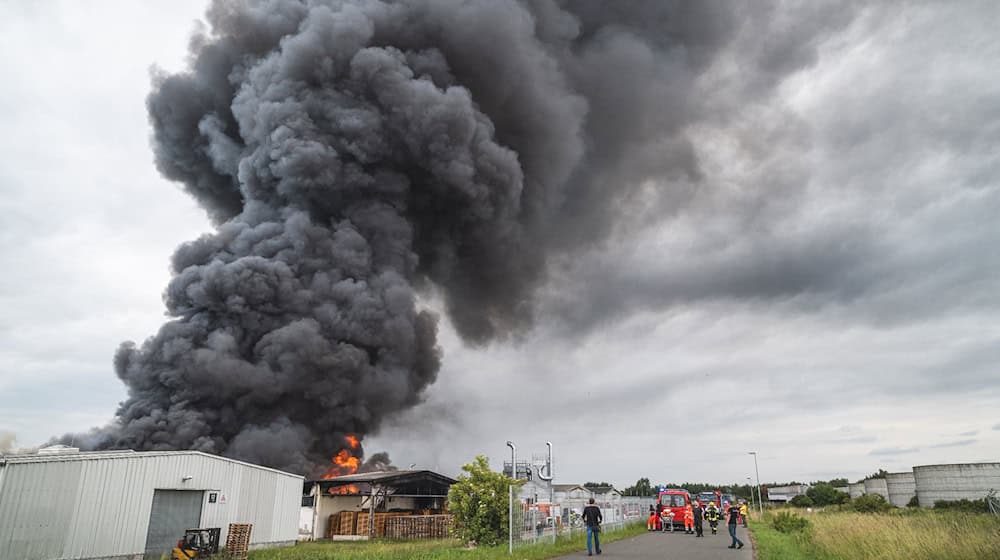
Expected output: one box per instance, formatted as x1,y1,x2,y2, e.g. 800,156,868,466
329,484,360,495
322,434,362,479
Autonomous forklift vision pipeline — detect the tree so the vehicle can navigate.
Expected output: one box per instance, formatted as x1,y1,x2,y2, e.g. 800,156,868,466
448,455,523,546
584,481,614,489
789,495,814,508
806,483,849,506
623,478,654,496
863,469,889,481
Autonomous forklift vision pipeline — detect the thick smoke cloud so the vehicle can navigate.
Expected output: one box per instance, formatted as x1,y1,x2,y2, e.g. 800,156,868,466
61,0,793,475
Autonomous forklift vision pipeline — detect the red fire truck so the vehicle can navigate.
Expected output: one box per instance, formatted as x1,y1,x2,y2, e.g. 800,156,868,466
655,489,691,531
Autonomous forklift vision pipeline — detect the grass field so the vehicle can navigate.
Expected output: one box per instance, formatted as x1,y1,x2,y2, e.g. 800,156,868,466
752,508,1000,560
249,523,647,560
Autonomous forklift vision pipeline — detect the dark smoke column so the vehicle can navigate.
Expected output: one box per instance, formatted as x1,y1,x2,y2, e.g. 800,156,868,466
73,0,729,474
95,0,573,475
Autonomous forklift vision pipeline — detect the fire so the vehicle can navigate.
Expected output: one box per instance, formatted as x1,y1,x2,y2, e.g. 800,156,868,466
329,485,360,495
322,434,362,479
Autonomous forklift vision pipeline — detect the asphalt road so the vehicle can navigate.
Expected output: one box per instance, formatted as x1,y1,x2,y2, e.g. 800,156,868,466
551,526,754,559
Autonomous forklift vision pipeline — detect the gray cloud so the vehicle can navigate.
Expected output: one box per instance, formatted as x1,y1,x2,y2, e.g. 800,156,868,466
959,431,978,437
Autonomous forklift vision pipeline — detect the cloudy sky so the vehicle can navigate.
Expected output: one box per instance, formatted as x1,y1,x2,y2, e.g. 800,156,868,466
2,0,999,489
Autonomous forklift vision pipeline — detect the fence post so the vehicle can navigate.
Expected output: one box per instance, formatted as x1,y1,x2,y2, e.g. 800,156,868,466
508,485,513,555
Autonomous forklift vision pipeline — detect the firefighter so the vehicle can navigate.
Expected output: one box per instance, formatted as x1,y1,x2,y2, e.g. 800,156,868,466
705,501,720,534
740,501,749,528
683,503,695,534
647,505,657,531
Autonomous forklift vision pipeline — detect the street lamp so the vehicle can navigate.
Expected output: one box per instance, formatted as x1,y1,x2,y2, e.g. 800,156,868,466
748,452,763,515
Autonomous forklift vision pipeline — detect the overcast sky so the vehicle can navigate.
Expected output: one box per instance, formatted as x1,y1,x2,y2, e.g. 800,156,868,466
2,1,999,489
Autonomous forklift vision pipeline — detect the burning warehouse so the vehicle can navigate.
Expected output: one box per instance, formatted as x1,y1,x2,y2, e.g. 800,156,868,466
300,470,456,541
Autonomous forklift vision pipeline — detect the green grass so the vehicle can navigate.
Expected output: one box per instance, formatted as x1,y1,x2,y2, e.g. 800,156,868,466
752,508,1000,560
250,523,648,560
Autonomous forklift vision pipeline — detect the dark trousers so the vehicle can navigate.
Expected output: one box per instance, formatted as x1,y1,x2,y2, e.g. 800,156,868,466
694,520,703,536
728,523,743,547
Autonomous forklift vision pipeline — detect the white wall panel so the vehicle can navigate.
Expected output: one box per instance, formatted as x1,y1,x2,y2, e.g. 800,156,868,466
0,451,302,560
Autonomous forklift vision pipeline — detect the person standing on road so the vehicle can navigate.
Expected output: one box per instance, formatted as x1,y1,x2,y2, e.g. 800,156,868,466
726,503,745,550
705,501,720,534
582,498,602,556
692,502,704,537
683,503,695,534
739,502,749,528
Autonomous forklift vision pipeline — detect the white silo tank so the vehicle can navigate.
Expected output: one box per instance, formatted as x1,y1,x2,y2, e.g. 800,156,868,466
913,463,1000,508
863,478,889,501
849,482,866,498
885,472,916,508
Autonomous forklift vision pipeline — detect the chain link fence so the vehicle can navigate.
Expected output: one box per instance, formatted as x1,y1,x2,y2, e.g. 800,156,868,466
508,486,652,552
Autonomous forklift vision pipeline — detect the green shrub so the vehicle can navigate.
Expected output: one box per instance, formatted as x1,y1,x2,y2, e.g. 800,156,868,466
771,511,811,533
447,455,523,546
789,495,814,508
906,495,920,508
806,483,849,506
933,498,988,513
851,494,893,513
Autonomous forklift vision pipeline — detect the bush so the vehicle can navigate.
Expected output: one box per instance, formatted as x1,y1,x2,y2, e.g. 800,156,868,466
933,498,988,513
447,455,523,546
851,494,893,513
906,495,920,508
789,495,814,508
807,483,850,506
771,511,811,533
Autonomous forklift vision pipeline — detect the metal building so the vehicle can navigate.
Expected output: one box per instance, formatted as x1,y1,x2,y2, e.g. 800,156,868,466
885,472,916,508
764,484,809,502
863,478,889,501
0,447,302,559
913,462,1000,508
848,482,866,499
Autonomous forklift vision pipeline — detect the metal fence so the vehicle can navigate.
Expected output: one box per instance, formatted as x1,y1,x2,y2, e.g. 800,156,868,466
508,486,652,552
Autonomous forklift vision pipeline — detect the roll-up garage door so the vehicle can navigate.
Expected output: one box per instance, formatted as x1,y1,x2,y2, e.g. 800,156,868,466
143,490,204,558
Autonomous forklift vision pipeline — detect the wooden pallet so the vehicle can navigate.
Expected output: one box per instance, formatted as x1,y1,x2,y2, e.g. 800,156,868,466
338,511,358,535
226,523,253,559
385,515,453,539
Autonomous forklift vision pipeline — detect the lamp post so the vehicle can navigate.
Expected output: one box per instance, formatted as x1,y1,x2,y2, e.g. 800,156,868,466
507,441,516,554
748,452,763,515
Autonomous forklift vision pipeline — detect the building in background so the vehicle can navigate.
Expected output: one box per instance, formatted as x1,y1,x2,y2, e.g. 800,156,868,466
764,484,810,503
0,446,301,560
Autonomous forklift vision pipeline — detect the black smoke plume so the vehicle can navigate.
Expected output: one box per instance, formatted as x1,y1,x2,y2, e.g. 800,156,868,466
62,0,762,475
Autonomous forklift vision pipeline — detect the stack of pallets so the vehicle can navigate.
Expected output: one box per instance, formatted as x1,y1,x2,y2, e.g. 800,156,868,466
385,515,453,539
226,523,253,559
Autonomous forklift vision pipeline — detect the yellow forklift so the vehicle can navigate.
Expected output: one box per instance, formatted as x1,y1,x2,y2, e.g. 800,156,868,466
172,528,220,559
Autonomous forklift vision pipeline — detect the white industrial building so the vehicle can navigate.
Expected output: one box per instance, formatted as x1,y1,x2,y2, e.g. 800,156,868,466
0,447,302,560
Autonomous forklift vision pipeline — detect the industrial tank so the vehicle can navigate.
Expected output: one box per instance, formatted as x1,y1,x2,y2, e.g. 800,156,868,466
863,478,889,501
848,482,866,499
913,463,1000,507
885,472,916,508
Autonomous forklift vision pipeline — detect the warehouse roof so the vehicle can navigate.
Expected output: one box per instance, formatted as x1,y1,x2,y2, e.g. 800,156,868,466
309,469,456,497
0,448,302,478
311,469,455,485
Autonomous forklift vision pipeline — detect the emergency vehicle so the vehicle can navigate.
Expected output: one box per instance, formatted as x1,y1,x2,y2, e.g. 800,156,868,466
656,489,691,531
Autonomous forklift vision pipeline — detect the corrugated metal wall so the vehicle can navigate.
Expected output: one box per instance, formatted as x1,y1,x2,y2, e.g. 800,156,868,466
0,452,302,560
